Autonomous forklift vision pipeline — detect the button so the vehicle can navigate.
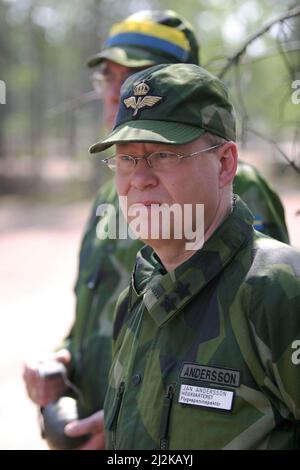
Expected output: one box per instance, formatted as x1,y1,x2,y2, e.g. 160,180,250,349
132,373,142,386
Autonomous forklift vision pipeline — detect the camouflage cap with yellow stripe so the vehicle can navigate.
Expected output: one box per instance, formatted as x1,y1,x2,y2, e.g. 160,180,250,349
89,63,236,154
86,10,199,68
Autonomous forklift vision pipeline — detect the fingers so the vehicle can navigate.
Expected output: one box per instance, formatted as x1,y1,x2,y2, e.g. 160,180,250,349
76,433,106,451
28,378,66,406
23,363,39,404
23,363,36,392
54,349,71,365
65,410,104,437
36,379,67,406
65,411,105,450
23,359,68,406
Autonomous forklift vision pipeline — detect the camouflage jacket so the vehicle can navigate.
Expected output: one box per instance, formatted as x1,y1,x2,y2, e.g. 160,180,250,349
63,162,289,415
104,197,300,450
234,161,289,243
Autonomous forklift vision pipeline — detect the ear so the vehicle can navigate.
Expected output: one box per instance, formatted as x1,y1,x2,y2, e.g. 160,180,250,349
218,142,238,188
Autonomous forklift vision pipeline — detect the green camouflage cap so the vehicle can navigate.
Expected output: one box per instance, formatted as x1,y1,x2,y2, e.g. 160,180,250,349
89,63,236,154
86,10,199,68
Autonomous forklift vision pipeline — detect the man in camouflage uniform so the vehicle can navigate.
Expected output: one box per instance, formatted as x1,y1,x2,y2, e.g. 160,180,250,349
89,63,300,450
23,10,289,449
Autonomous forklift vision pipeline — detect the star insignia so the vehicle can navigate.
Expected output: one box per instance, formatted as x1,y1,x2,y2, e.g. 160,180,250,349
160,295,177,313
174,281,191,300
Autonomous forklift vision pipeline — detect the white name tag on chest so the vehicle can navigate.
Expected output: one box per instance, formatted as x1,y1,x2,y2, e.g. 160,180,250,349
179,384,234,411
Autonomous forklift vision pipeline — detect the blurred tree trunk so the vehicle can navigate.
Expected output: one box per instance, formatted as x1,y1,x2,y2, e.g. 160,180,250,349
0,1,10,158
29,14,46,163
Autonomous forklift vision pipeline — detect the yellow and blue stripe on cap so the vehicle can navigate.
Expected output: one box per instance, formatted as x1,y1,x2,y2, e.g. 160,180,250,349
105,20,191,62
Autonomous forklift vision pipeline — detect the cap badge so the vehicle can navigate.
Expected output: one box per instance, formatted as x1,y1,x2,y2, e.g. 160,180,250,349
123,81,163,117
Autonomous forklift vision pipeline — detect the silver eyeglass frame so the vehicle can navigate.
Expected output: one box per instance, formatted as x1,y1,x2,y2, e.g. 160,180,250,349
101,143,225,172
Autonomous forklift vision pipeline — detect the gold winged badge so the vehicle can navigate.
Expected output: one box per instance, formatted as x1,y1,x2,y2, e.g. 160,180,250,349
123,82,163,117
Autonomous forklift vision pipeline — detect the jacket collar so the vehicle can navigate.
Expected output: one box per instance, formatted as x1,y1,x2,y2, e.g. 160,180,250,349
130,197,254,327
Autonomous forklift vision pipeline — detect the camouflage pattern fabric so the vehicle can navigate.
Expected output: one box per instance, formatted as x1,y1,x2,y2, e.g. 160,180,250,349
234,161,289,243
62,166,289,416
104,197,300,450
89,63,236,154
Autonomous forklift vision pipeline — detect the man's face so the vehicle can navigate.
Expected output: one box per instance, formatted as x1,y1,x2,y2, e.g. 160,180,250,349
99,61,144,130
115,138,224,246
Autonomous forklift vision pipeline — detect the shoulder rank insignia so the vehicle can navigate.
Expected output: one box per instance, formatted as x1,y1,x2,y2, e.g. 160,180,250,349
123,81,163,117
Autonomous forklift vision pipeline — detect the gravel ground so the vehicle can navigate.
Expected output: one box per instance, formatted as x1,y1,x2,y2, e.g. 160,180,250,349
0,200,90,450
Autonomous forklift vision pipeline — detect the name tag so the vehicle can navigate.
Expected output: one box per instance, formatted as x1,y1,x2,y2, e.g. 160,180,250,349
179,384,234,411
180,363,240,388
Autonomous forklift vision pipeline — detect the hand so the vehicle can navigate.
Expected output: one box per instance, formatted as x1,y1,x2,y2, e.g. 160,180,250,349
64,410,105,450
23,349,71,406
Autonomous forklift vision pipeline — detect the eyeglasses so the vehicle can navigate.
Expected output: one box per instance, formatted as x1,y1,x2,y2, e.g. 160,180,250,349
90,69,143,96
102,144,224,172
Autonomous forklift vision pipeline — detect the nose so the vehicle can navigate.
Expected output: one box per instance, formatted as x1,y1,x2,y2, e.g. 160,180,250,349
130,158,158,191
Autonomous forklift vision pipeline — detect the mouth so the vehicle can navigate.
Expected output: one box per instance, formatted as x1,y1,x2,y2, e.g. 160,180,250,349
132,201,162,207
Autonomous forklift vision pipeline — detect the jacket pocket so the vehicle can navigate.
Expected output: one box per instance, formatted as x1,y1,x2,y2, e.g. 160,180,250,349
106,380,125,450
159,383,176,450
